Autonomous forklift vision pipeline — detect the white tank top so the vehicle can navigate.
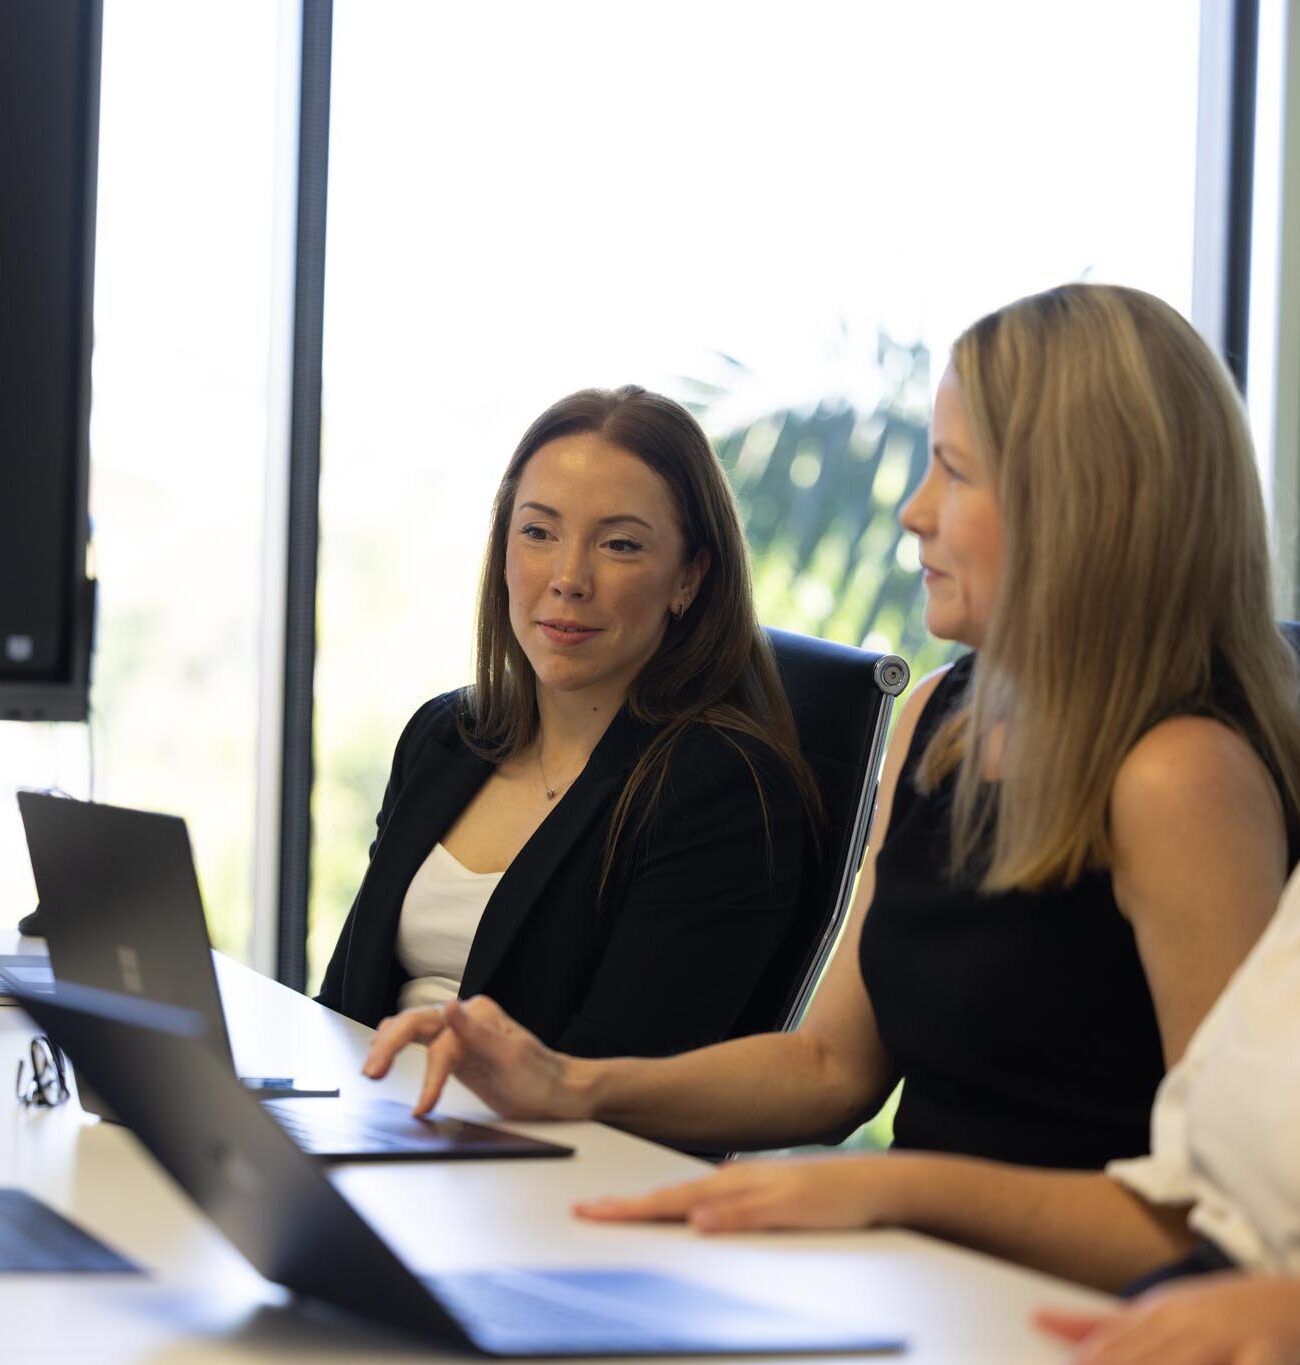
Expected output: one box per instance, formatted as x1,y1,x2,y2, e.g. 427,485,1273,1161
394,842,504,1010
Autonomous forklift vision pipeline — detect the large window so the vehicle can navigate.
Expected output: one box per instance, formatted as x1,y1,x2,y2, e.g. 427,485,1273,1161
310,1,1201,984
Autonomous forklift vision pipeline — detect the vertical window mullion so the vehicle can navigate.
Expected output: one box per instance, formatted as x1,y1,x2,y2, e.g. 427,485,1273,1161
269,0,331,991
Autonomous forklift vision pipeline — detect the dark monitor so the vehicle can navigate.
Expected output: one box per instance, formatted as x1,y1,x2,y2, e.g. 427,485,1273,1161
0,0,102,722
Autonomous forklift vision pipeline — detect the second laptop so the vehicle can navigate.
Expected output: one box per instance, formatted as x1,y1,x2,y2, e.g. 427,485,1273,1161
16,790,572,1164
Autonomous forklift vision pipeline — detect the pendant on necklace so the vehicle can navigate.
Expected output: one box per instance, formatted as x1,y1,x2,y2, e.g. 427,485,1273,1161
545,787,558,800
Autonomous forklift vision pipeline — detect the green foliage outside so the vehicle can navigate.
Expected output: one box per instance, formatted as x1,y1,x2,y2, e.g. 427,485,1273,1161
692,331,951,680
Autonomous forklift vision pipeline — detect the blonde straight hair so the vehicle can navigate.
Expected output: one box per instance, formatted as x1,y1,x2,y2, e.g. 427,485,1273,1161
919,283,1300,891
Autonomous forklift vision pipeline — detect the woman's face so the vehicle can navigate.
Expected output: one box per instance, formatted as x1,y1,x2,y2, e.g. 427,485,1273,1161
505,432,709,706
899,365,1004,649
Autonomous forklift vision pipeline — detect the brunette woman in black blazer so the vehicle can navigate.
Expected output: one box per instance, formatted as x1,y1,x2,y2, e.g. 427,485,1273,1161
317,386,820,1059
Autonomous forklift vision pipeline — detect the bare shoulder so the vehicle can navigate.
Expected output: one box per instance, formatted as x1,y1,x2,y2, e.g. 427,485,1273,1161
869,664,955,824
1109,717,1291,1062
888,664,953,752
1109,714,1288,933
1111,715,1284,843
905,662,954,709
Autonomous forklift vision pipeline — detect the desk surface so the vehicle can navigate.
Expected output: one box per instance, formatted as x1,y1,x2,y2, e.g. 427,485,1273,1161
0,931,1106,1363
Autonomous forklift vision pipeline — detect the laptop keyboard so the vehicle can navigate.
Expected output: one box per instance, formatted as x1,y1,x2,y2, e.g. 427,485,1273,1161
422,1268,905,1354
427,1269,642,1336
0,1189,139,1273
262,1102,423,1155
258,1097,571,1162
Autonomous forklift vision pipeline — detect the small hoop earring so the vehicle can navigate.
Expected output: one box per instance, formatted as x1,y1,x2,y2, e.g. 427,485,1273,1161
672,602,686,622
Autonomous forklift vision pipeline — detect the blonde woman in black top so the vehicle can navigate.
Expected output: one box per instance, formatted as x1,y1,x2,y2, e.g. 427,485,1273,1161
364,286,1300,1265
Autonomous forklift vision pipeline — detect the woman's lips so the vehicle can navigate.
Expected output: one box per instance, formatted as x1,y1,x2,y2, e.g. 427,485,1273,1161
538,621,602,646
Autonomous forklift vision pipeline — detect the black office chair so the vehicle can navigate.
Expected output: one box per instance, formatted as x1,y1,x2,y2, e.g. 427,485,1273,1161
732,628,908,1036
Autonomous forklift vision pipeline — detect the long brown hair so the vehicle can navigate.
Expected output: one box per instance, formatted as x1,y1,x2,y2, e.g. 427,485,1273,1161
463,385,817,879
919,283,1300,890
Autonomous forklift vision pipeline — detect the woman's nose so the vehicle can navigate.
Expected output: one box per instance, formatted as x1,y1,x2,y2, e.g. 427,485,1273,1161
899,465,935,539
550,543,592,598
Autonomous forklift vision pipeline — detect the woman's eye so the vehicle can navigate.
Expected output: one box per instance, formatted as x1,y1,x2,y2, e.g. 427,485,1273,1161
604,537,644,554
935,452,965,484
519,524,552,541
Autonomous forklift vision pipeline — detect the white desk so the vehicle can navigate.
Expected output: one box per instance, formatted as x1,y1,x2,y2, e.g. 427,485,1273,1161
0,934,1109,1362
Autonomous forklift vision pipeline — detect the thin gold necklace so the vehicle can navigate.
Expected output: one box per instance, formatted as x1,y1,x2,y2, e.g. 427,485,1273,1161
536,747,575,801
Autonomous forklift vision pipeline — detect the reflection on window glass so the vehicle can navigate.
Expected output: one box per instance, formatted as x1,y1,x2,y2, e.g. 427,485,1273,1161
0,2,278,950
312,0,1200,987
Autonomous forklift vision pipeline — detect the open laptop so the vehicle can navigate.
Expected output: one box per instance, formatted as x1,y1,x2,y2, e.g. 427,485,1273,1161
17,790,571,1164
0,954,55,1003
13,979,903,1357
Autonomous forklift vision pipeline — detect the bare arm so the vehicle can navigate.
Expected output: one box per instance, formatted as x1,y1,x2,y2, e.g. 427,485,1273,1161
886,1155,1194,1291
1109,716,1288,1065
576,1149,1196,1294
574,670,948,1146
365,669,950,1149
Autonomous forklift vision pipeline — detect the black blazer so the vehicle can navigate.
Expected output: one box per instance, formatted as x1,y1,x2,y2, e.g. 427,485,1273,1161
316,693,808,1057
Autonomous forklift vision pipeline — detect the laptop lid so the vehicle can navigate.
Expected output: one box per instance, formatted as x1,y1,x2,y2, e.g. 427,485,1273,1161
17,792,235,1068
16,792,576,1164
15,980,470,1347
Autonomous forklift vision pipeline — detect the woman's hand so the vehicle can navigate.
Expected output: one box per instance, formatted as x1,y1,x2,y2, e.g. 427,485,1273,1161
574,1153,904,1233
362,1003,460,1110
1036,1272,1300,1365
362,994,593,1120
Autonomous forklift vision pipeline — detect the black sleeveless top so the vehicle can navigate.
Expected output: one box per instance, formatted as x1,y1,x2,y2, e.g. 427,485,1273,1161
859,655,1166,1169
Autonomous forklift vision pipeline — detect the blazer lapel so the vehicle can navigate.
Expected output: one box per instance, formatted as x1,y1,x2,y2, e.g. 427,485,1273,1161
459,706,658,996
344,724,493,1020
380,735,494,893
